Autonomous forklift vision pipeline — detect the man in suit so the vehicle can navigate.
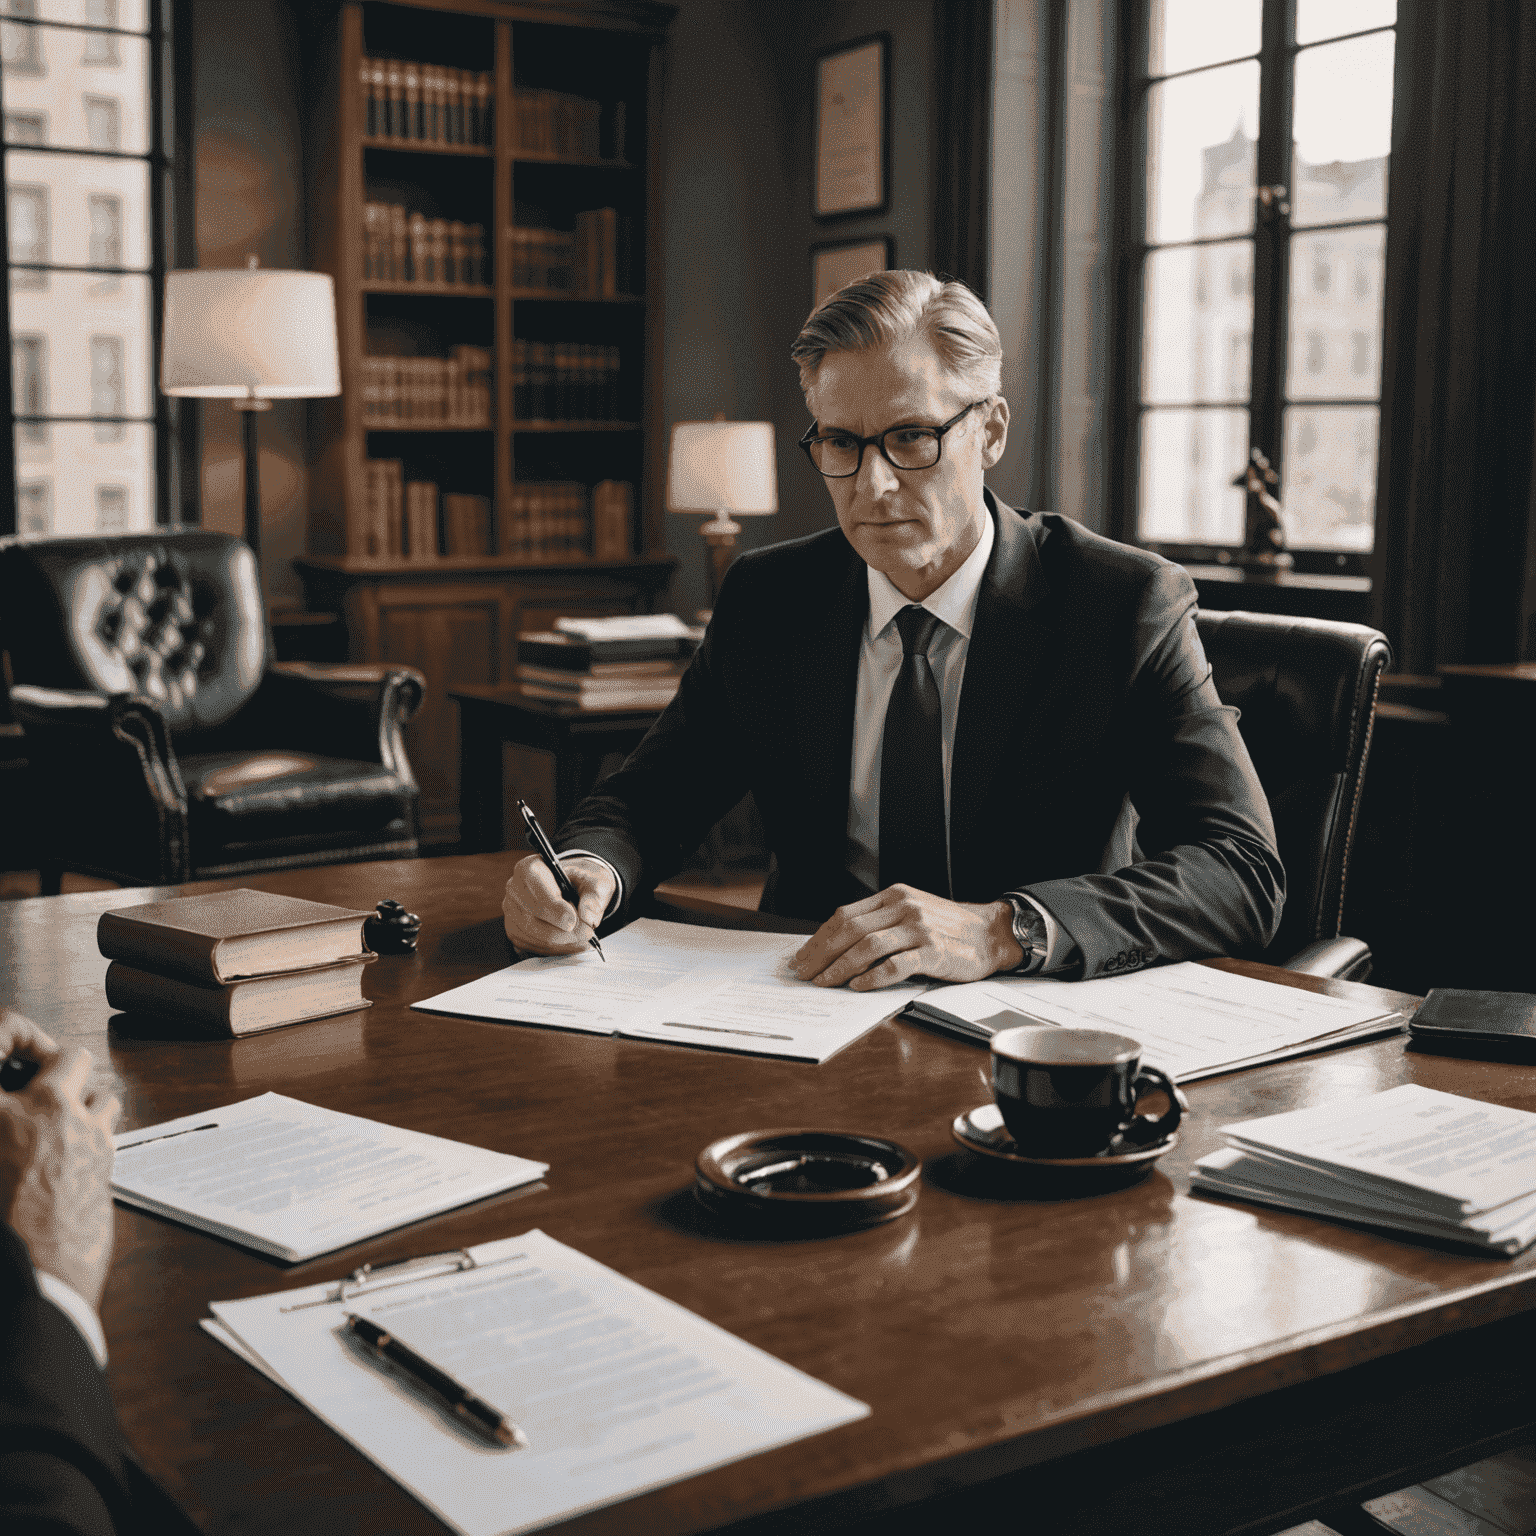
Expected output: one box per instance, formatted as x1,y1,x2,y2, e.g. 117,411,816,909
503,270,1283,985
0,1008,200,1535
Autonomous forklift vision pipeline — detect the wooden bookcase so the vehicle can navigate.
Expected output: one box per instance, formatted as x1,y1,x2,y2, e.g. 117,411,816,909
299,0,678,845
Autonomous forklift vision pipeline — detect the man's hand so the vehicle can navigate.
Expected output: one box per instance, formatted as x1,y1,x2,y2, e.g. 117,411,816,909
791,886,1025,990
503,853,617,955
0,1009,119,1309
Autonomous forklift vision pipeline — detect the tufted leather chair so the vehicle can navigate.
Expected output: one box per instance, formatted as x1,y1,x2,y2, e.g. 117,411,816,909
1198,610,1391,983
1,532,426,891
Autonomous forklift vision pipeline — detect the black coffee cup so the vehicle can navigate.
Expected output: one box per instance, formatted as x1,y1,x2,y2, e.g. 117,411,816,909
990,1025,1183,1158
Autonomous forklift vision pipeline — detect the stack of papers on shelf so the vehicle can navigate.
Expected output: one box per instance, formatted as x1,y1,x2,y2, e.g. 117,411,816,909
553,613,697,642
112,1093,548,1262
1190,1084,1536,1255
203,1229,869,1536
903,962,1406,1081
414,918,924,1064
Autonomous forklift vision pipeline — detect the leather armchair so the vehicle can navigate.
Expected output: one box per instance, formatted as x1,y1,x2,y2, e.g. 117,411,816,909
0,532,425,891
1197,610,1391,982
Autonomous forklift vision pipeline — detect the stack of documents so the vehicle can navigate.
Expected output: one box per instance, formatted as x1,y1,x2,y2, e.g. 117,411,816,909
204,1229,869,1536
904,962,1405,1081
1191,1084,1536,1254
112,1093,548,1261
415,917,926,1063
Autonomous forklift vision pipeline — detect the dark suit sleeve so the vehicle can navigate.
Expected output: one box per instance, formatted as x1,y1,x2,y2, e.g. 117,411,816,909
555,570,756,913
1022,563,1285,977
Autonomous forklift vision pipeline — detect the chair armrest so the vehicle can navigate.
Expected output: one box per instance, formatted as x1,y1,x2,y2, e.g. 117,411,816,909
225,663,426,776
8,684,190,883
1281,935,1374,983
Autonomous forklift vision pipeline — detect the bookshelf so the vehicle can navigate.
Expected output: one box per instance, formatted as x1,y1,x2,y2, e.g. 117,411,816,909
300,0,678,844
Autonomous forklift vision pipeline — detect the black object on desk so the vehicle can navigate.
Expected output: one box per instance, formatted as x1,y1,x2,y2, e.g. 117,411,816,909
1408,989,1536,1062
364,899,421,956
1,1054,39,1091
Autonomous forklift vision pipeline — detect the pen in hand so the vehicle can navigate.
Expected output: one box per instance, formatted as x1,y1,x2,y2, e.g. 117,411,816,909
343,1313,527,1448
517,799,606,962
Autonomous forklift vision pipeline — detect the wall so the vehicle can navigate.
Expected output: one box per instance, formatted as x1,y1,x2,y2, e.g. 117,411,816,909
191,0,310,607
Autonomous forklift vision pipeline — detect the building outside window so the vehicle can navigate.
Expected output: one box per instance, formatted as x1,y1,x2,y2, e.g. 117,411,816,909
1128,0,1396,562
2,0,176,537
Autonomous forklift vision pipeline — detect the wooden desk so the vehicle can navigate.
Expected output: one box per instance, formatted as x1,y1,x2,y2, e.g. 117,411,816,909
5,854,1534,1536
450,686,665,852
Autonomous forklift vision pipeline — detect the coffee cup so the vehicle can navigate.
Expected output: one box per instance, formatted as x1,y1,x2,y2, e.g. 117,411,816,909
990,1025,1183,1158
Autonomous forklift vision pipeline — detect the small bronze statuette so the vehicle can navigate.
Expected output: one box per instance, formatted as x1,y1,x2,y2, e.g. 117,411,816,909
365,899,421,955
1233,446,1293,572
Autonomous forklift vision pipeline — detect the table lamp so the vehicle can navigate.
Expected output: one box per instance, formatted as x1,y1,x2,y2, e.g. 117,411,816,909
160,258,341,573
666,418,777,621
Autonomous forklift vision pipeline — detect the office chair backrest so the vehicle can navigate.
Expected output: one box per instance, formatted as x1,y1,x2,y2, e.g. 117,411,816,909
0,532,268,736
1196,610,1391,964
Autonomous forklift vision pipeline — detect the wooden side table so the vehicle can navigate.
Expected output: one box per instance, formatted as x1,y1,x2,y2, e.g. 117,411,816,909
450,685,665,852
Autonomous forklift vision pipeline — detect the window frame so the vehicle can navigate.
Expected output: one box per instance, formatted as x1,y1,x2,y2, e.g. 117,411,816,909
1108,1,1402,578
0,0,195,536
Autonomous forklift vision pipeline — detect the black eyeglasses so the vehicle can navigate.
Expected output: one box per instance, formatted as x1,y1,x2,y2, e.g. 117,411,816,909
798,399,989,479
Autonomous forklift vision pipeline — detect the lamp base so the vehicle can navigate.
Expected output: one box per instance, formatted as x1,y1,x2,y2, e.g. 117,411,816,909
700,511,742,619
231,397,272,571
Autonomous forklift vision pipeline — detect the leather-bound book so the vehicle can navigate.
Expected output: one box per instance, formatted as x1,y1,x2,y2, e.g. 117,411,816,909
105,956,374,1037
97,888,372,984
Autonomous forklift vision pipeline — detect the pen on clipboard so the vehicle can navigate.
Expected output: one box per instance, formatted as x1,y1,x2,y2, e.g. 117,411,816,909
343,1313,527,1449
517,799,605,962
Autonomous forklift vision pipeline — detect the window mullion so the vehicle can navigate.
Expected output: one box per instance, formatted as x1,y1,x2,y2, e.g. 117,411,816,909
1249,0,1296,475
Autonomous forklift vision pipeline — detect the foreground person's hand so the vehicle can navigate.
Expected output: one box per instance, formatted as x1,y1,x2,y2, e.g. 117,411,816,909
790,885,1022,990
503,853,617,954
0,1011,119,1308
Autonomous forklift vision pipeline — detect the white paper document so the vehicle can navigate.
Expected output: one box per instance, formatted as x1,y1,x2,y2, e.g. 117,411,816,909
413,917,924,1063
205,1229,869,1536
112,1093,548,1262
906,961,1404,1081
1191,1084,1536,1254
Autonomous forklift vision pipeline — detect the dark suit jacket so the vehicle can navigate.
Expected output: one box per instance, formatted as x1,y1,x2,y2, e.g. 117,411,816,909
0,1222,201,1536
560,493,1285,978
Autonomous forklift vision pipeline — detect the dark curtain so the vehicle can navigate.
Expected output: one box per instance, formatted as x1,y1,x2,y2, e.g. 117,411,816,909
933,0,995,298
1371,0,1536,671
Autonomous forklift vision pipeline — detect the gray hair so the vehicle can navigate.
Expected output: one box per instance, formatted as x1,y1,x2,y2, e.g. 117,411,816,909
790,269,1003,402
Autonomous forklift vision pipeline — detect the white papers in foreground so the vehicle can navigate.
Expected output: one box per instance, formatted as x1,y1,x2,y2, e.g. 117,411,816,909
1191,1083,1536,1254
111,1093,547,1262
413,917,925,1063
203,1229,869,1536
905,961,1404,1081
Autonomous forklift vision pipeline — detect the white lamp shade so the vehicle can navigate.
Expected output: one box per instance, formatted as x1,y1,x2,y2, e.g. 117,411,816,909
160,268,341,399
666,420,778,515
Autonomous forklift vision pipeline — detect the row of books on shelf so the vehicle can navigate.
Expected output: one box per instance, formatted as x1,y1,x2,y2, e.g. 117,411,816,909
359,347,491,428
514,88,619,159
360,57,494,146
362,205,488,286
511,341,624,422
360,462,633,563
511,209,633,296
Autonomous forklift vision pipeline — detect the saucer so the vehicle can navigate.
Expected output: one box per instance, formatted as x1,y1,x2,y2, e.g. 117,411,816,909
951,1103,1178,1191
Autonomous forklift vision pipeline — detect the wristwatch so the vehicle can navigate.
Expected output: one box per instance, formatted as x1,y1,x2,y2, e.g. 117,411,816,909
1001,893,1049,975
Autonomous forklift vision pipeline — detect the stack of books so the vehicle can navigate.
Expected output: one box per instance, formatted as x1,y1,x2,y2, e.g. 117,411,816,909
502,481,589,561
359,347,491,428
98,889,377,1038
510,341,623,423
362,205,487,287
515,614,701,709
359,57,494,146
1191,1083,1536,1254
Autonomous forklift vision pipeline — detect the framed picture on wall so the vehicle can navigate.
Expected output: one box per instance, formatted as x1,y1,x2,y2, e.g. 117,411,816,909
813,34,889,218
811,236,894,307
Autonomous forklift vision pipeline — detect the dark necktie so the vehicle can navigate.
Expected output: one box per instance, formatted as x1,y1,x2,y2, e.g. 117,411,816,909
879,604,950,896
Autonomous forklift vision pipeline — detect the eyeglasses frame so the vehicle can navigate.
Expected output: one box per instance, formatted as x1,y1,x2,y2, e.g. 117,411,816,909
797,398,991,479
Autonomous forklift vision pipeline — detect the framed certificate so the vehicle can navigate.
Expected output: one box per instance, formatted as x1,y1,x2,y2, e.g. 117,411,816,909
811,236,894,307
813,35,889,219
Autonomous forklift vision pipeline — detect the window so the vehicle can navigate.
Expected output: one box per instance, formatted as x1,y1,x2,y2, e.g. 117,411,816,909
14,333,47,442
83,0,119,66
1,0,41,76
3,3,182,536
90,336,125,441
83,95,120,149
7,183,46,287
95,484,127,529
1126,0,1396,562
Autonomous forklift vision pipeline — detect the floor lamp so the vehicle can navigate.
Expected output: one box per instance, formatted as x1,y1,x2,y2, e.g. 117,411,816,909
160,258,341,583
665,418,777,622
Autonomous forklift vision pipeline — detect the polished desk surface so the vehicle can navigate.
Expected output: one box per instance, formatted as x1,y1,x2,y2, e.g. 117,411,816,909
4,854,1535,1536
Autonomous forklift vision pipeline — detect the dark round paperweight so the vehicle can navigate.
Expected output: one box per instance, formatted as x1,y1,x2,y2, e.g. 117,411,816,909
364,899,421,955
